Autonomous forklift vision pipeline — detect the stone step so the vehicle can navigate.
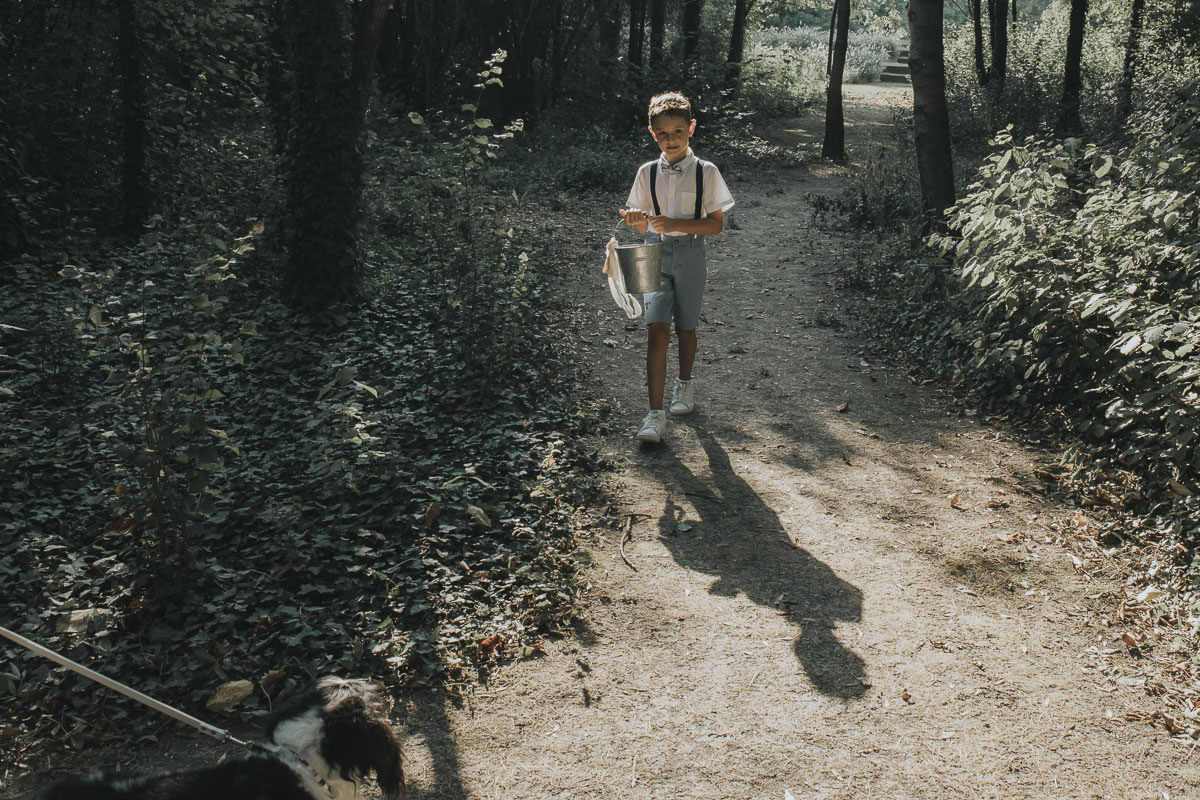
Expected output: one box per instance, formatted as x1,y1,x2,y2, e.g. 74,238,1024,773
879,71,911,84
882,64,910,77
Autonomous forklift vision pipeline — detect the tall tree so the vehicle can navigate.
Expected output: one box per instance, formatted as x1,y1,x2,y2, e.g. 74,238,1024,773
1058,0,1088,133
908,0,956,221
774,0,789,26
1116,0,1146,121
116,0,148,238
377,1,467,109
823,0,850,161
971,0,988,84
682,0,704,60
599,1,623,64
629,0,646,71
726,0,754,92
274,0,392,311
987,0,1010,89
649,0,665,67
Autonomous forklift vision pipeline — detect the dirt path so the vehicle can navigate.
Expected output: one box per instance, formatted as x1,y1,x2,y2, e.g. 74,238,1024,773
6,87,1197,800
397,86,1200,799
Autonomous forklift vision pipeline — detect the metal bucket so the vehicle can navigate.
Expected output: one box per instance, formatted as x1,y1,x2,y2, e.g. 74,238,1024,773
615,241,662,293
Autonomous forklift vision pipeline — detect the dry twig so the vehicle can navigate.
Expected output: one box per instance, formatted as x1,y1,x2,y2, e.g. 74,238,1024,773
620,515,637,571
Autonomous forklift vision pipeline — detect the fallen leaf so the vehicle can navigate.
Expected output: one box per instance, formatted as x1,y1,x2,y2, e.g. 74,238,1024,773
948,492,966,510
677,522,694,533
836,402,849,413
1167,479,1193,497
467,505,492,528
424,502,440,529
206,680,254,712
260,670,286,690
1135,586,1168,604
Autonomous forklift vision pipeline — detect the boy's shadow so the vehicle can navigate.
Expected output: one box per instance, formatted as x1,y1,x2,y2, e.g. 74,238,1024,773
653,422,867,698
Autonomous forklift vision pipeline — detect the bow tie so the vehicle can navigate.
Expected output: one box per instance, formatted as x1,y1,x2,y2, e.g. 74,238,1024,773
661,162,684,175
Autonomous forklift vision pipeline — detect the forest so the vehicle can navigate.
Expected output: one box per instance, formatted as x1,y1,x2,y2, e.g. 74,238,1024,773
2,0,1200,794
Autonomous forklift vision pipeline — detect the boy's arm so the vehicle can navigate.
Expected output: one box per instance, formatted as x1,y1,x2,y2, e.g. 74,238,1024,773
648,208,724,236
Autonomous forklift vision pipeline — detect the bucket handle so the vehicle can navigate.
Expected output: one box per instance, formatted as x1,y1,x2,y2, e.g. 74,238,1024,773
614,211,653,245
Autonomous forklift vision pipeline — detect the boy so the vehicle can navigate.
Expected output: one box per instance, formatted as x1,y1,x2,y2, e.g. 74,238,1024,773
618,91,735,444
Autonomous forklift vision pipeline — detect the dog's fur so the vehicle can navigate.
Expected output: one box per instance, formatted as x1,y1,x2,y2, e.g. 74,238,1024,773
43,677,405,800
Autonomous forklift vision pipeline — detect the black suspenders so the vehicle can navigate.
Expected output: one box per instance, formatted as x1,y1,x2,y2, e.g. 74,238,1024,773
649,160,704,219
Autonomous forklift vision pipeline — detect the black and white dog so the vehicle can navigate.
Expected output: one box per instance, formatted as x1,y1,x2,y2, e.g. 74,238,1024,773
43,677,406,800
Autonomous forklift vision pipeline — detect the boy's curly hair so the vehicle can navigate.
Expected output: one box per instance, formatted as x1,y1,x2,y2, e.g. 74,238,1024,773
648,91,692,124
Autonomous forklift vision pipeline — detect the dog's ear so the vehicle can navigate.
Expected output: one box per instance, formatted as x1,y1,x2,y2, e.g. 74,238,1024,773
321,695,406,800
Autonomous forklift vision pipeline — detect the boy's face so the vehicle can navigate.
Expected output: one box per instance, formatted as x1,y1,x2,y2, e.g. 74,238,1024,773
649,113,696,164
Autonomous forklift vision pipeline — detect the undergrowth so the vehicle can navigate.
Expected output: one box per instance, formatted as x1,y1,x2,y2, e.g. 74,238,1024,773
0,95,613,764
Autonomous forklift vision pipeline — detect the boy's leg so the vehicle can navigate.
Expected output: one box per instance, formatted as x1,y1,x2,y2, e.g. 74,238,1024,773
676,327,697,381
670,326,698,415
646,322,671,410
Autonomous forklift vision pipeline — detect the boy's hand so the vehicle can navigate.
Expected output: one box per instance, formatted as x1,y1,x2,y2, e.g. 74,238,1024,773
619,208,650,234
648,215,674,234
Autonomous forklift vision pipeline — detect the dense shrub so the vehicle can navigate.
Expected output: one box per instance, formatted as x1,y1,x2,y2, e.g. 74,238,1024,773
922,91,1199,539
0,50,608,759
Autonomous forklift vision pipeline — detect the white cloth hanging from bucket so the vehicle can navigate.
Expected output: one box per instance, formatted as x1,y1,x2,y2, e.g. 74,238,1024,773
604,236,642,319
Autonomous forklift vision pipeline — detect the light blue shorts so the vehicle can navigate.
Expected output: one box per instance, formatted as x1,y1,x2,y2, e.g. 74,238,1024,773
643,234,707,330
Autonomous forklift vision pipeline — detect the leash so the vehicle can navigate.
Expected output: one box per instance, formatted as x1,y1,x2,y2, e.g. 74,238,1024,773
0,625,249,747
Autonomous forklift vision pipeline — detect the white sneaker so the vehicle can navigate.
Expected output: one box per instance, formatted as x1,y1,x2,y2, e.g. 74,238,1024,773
636,410,669,443
669,378,695,415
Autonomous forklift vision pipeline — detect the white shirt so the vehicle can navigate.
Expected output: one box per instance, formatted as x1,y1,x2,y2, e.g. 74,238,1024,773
625,149,735,236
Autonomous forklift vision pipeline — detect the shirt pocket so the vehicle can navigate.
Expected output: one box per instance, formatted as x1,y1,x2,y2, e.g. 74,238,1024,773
680,191,698,218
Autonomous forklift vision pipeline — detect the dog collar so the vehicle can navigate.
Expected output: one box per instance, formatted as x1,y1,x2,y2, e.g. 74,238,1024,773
257,742,340,799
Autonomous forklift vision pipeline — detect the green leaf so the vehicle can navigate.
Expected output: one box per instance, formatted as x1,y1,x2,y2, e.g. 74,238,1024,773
352,380,378,398
1120,334,1142,355
1080,293,1107,319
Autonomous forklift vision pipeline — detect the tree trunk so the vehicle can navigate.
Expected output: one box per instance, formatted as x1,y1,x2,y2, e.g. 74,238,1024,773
726,0,752,93
1115,0,1145,122
987,0,1009,90
822,0,850,162
908,0,956,222
116,0,149,238
971,0,988,86
1058,0,1088,134
0,195,26,259
276,0,391,311
599,0,623,62
681,0,703,60
649,0,665,67
826,4,835,75
351,0,392,121
628,0,646,71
